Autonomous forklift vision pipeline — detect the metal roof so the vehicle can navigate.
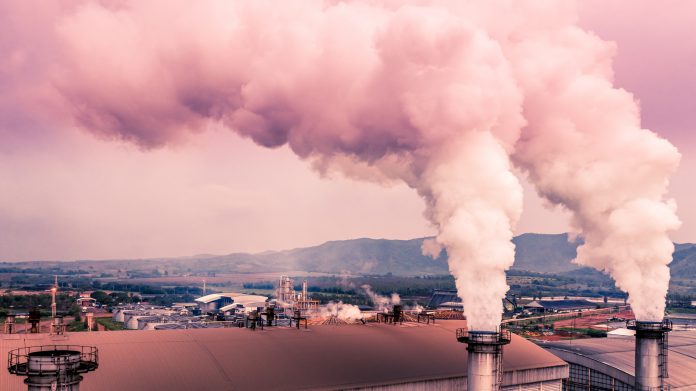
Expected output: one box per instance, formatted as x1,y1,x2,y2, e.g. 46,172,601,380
540,329,696,389
525,299,597,310
0,320,567,391
194,292,244,304
426,290,460,308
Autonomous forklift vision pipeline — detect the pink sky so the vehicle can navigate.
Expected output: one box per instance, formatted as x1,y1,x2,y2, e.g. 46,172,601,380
0,1,694,261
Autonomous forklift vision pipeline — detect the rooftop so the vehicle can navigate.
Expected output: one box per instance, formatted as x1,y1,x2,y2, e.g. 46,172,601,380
1,320,566,391
540,329,696,389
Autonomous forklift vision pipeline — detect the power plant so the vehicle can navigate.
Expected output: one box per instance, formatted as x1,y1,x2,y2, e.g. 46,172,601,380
2,274,695,390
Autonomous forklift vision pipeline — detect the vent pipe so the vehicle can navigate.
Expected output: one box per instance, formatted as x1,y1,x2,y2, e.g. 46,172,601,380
456,328,511,391
627,320,672,391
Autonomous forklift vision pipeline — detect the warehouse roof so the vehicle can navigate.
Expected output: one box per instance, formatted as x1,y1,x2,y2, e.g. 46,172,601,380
540,330,696,389
524,299,597,311
0,320,567,391
426,289,460,308
194,292,243,304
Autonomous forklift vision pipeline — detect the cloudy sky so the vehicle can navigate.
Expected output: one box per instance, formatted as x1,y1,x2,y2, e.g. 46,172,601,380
0,0,693,261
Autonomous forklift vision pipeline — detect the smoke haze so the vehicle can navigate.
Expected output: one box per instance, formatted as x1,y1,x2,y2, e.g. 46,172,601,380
1,0,680,328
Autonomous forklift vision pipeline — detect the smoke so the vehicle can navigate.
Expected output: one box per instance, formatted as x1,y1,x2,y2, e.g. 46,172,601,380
321,301,364,322
361,285,401,312
3,0,680,328
508,22,681,321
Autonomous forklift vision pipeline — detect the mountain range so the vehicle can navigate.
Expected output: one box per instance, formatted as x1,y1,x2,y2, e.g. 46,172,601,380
188,233,696,277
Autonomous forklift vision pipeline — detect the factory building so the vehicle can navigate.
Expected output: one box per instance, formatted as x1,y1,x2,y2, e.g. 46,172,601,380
0,320,568,390
523,299,598,314
427,289,461,309
194,292,269,313
542,327,696,390
218,294,269,314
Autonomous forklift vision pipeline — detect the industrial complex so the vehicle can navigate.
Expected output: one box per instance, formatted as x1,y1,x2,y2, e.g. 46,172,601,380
2,275,696,390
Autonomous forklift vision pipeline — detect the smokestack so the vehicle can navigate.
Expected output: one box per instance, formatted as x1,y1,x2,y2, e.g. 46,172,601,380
627,320,672,391
457,328,511,391
8,345,99,391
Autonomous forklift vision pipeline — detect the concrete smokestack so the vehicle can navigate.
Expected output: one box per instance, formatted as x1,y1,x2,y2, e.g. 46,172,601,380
627,320,672,391
456,328,511,391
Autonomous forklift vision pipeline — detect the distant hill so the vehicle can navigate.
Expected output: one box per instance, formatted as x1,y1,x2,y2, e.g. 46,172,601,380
18,234,693,278
196,238,449,275
669,243,696,278
189,233,586,276
191,233,693,277
511,233,581,273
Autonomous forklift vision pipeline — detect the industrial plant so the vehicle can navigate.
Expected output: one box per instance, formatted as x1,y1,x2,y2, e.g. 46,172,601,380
1,274,694,391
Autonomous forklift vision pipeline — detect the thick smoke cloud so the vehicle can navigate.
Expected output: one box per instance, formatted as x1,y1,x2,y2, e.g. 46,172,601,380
3,1,680,328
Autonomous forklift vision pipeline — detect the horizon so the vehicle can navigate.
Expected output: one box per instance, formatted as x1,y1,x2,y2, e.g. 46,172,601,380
2,231,694,263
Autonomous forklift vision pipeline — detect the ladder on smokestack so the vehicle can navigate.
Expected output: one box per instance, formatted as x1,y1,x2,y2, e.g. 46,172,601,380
659,331,669,381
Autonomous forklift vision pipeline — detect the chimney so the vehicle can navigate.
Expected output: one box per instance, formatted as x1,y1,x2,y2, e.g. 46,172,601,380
8,345,99,391
627,320,672,390
456,328,511,391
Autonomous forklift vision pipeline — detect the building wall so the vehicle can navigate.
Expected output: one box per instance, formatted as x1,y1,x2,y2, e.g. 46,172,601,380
548,348,634,391
563,363,633,391
351,378,563,391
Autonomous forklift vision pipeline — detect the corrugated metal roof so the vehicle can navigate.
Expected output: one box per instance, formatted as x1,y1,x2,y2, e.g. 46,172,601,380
194,292,247,304
525,299,597,311
0,320,567,391
541,330,696,389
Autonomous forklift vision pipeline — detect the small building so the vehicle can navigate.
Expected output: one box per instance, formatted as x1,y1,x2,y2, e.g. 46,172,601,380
76,297,97,308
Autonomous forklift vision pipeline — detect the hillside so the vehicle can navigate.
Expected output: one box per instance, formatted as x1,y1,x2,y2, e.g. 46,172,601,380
194,233,592,276
18,234,694,278
196,233,694,277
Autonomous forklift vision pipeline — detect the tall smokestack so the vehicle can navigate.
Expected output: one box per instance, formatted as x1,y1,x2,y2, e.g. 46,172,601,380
457,328,511,391
627,320,672,391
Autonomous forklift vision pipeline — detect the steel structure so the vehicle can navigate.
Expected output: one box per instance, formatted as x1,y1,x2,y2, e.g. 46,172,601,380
8,345,98,391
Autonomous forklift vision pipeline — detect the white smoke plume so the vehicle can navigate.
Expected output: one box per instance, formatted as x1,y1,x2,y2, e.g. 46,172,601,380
362,285,401,313
5,0,680,328
321,301,364,322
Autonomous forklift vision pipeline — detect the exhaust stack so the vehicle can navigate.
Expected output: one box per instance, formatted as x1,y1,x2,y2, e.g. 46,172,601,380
456,328,511,391
8,345,99,391
627,320,672,391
